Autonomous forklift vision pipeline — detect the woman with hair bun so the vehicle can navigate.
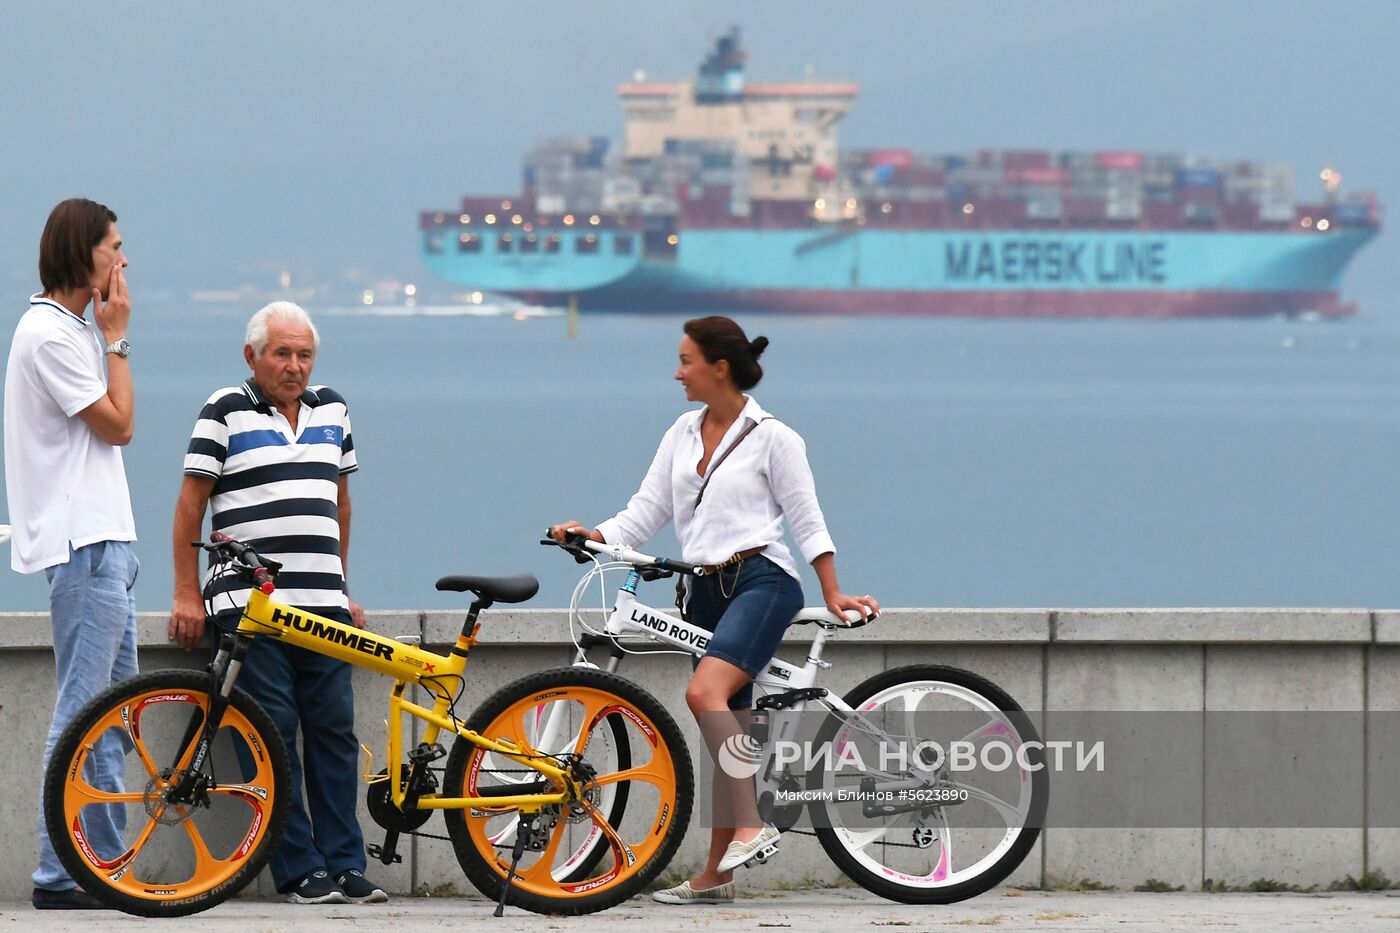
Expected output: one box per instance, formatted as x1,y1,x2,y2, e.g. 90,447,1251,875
549,315,878,905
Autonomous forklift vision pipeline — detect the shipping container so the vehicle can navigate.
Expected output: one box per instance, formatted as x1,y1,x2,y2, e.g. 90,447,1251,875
960,198,1027,226
903,186,945,202
1003,151,1052,171
890,166,945,186
1333,203,1374,225
636,194,677,217
1105,199,1143,221
1177,185,1223,205
749,199,813,228
1026,198,1064,220
1175,169,1222,188
1006,167,1068,186
1104,182,1143,200
1183,202,1220,225
869,149,913,168
948,166,1003,186
1096,151,1143,171
1066,199,1105,223
1142,153,1184,174
1138,202,1178,226
1222,203,1259,227
535,194,566,215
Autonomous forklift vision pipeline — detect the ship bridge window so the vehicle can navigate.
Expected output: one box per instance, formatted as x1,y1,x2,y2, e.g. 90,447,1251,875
426,234,444,255
613,234,634,256
497,233,514,252
520,234,540,254
457,233,481,253
544,234,562,254
575,234,600,255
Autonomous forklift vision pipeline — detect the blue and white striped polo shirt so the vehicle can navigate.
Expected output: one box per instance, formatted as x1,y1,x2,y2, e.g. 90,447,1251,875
184,378,357,613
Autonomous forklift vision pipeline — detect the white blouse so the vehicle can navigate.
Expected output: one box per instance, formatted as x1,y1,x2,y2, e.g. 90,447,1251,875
595,396,836,582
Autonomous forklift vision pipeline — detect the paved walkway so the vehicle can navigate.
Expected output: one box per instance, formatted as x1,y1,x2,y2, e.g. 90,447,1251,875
6,890,1400,931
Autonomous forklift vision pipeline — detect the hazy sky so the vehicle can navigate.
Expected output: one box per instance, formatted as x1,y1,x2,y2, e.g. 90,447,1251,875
2,0,1395,304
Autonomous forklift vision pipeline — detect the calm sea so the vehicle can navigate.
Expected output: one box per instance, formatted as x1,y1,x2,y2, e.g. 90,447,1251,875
4,301,1400,613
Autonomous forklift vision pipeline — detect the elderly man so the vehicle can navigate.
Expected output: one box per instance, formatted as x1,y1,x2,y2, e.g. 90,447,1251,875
6,198,135,910
168,301,385,905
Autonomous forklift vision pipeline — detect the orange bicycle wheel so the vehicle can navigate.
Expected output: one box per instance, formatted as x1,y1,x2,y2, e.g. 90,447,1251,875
442,666,692,915
43,669,290,917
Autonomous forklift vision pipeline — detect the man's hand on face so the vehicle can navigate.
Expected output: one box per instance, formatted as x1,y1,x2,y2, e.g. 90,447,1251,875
93,264,130,345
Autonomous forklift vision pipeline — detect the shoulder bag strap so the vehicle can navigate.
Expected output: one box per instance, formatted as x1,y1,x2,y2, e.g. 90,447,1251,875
693,416,771,510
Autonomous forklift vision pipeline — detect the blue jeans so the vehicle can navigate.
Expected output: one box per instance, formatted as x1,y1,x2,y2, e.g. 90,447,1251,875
686,555,804,710
214,609,365,890
34,540,140,891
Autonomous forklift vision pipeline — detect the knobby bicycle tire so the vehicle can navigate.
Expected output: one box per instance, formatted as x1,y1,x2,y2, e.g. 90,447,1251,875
43,669,290,917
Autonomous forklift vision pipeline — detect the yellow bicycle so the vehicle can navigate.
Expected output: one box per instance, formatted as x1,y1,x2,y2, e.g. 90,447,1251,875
42,533,692,917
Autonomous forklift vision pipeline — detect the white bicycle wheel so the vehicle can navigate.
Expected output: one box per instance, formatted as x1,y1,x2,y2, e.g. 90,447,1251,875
809,665,1047,903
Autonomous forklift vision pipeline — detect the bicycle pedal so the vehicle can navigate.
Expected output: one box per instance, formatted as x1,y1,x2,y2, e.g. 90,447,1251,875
366,843,402,865
409,742,447,764
746,842,780,867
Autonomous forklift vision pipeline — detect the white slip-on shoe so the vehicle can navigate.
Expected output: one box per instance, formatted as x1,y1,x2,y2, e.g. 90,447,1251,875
717,824,781,873
651,879,736,904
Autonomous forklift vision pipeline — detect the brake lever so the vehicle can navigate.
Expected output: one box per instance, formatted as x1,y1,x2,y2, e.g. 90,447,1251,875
639,567,674,582
540,535,594,564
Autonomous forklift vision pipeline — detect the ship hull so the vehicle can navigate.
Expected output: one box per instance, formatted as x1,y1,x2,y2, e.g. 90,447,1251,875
537,287,1351,318
425,227,1377,318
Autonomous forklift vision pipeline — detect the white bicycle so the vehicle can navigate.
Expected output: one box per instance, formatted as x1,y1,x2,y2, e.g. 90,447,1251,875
527,533,1048,904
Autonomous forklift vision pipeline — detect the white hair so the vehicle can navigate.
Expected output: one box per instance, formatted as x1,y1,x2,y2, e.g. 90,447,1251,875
246,301,320,357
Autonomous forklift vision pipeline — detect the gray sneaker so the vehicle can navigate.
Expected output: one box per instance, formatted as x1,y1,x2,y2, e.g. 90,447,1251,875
288,869,348,905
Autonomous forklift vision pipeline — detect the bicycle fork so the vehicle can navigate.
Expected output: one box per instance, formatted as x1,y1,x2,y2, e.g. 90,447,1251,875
161,632,251,805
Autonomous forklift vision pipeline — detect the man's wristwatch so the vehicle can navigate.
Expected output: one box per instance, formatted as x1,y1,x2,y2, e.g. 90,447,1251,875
104,338,131,358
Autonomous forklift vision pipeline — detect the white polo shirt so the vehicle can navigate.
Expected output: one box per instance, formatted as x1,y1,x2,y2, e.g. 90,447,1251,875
4,295,136,574
595,395,836,583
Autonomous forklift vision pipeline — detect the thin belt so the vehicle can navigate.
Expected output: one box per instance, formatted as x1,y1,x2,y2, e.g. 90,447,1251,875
697,545,766,576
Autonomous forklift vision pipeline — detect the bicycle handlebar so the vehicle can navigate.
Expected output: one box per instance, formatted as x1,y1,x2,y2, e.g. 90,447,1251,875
542,531,878,629
193,532,280,594
540,531,705,576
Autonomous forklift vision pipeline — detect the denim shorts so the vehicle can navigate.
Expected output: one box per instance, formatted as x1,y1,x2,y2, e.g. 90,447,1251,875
686,555,804,709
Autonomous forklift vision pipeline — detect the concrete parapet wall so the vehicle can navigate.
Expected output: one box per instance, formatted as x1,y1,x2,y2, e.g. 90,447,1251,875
0,607,1390,898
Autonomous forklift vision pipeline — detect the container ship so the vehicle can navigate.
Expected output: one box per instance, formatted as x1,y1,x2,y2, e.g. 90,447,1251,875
419,29,1380,318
